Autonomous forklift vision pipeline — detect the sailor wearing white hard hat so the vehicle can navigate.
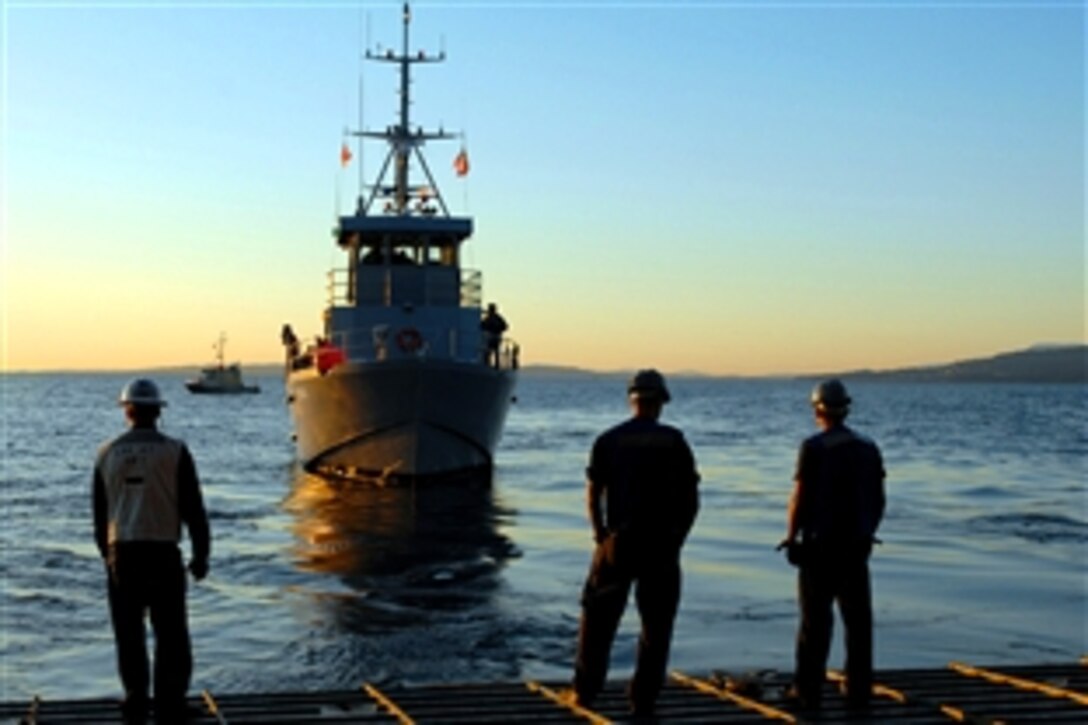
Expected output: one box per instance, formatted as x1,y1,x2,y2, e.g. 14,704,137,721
94,378,211,722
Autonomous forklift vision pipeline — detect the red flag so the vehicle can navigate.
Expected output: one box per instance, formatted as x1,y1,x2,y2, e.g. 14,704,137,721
453,148,469,177
340,142,353,168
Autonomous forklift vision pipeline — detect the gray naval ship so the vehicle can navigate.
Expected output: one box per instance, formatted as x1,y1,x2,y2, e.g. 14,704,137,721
283,4,517,481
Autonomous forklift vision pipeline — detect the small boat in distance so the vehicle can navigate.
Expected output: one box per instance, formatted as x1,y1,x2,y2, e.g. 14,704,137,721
186,333,261,395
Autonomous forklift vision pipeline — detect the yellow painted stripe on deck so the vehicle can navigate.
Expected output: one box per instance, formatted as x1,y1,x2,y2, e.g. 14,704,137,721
825,670,906,704
938,704,970,722
827,669,978,722
950,661,1088,708
669,670,796,722
200,689,227,724
525,681,612,725
362,682,415,725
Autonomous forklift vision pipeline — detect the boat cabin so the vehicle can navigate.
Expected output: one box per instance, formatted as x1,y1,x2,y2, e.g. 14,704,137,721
323,214,487,365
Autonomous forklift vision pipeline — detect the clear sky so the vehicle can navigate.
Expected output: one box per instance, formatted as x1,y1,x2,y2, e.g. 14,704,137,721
3,0,1084,375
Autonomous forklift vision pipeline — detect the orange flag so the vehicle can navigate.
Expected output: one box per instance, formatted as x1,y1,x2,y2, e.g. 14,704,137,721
340,142,353,168
453,148,469,177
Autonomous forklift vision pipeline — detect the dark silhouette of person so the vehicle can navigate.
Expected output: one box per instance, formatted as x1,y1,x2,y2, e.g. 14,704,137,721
780,379,885,711
571,369,700,718
281,323,299,361
480,303,508,369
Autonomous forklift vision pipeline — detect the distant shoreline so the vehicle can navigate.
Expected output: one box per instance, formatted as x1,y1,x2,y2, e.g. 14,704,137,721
4,344,1085,384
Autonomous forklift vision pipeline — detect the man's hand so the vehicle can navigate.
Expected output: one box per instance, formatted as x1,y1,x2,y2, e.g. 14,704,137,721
777,538,806,567
188,558,208,581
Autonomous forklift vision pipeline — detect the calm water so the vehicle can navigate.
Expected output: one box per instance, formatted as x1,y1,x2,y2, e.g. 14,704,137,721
1,373,1085,701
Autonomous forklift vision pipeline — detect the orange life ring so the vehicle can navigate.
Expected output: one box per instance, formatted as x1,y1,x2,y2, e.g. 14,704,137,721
396,327,423,353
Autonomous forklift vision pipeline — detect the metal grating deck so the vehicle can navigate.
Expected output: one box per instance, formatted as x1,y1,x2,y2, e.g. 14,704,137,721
2,659,1085,723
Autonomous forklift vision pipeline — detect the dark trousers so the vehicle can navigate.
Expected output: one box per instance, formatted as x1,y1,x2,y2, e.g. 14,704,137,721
106,544,192,710
574,534,682,711
794,547,873,702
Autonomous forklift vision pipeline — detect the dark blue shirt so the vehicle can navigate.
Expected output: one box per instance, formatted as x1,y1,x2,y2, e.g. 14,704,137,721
794,423,885,546
587,417,700,549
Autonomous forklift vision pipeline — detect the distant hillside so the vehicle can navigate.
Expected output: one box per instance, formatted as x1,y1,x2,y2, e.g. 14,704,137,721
521,347,1088,383
832,345,1087,384
520,364,616,377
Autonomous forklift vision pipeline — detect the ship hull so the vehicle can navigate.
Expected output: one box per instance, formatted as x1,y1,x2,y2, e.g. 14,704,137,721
286,360,516,480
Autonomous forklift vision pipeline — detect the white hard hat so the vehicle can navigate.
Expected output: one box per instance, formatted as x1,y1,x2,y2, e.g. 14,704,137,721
119,378,167,407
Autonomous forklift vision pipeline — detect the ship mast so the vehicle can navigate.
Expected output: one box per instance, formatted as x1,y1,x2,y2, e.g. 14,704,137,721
355,2,458,218
214,332,226,369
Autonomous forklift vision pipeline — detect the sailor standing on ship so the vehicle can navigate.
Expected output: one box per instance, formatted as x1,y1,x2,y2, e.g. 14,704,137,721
93,379,211,722
281,323,300,362
480,303,508,369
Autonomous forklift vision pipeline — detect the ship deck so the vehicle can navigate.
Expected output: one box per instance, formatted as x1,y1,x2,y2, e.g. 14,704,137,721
4,660,1086,723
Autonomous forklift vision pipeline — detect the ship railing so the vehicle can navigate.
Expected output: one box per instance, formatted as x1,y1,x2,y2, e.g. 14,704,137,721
327,268,483,309
327,270,350,306
328,323,476,365
476,336,521,371
290,326,519,372
460,269,482,308
496,338,520,371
